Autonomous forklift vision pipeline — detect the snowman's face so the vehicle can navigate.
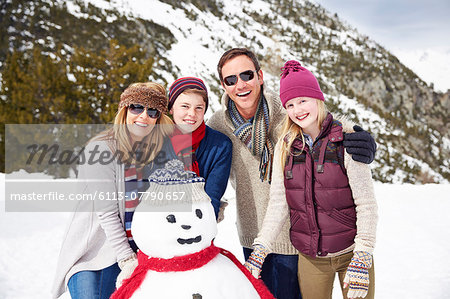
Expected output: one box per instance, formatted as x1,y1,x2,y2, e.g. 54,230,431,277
132,201,218,258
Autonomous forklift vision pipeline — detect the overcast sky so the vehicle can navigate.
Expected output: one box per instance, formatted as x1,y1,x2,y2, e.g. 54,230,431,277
315,0,450,49
314,0,450,91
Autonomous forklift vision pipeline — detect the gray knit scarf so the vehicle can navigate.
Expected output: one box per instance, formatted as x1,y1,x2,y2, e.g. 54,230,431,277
228,91,274,183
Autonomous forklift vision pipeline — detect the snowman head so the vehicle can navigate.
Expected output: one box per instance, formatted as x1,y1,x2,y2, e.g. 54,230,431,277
131,160,218,258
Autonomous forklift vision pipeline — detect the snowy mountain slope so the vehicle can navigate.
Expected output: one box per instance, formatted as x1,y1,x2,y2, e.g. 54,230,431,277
95,0,450,183
1,0,449,183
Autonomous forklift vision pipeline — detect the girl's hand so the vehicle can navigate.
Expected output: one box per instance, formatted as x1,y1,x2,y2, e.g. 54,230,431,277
343,251,373,298
243,244,270,278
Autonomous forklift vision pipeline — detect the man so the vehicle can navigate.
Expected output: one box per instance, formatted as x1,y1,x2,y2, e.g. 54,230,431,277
207,48,376,299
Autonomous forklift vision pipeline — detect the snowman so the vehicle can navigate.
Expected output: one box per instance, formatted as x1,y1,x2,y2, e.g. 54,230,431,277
112,160,274,299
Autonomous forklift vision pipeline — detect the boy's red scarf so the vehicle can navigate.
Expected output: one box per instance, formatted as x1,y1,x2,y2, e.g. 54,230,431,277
170,122,206,176
111,243,275,299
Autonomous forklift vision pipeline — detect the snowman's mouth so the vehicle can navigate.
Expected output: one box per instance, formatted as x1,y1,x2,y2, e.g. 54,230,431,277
177,235,202,245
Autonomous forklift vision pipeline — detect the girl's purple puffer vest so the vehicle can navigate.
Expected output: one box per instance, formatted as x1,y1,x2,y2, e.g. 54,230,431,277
284,113,356,258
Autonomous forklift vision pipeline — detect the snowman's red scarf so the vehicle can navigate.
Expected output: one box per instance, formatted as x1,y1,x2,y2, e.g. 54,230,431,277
111,243,275,299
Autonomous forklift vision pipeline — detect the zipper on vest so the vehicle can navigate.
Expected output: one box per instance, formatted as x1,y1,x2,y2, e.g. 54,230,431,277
316,136,329,174
286,154,294,180
308,148,322,256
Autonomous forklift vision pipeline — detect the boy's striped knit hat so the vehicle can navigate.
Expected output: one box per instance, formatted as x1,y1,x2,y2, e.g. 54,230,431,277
168,77,208,112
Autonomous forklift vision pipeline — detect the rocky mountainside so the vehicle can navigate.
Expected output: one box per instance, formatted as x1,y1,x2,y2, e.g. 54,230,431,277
1,0,448,183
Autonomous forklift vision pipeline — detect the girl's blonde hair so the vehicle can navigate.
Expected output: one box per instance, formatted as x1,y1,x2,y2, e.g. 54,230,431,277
96,82,174,165
279,99,328,168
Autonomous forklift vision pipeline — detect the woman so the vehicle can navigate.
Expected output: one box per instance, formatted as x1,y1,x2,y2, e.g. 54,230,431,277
52,82,176,299
168,77,232,219
245,61,378,299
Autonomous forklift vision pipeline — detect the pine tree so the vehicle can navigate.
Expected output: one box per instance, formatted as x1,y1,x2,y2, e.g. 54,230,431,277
68,39,154,123
1,40,155,175
1,46,80,175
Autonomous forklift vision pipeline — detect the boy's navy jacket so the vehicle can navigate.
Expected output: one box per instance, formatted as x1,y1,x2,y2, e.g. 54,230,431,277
196,125,232,218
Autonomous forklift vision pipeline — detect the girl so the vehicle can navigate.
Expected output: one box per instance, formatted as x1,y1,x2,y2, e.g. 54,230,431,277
52,82,176,299
245,61,378,299
168,77,232,219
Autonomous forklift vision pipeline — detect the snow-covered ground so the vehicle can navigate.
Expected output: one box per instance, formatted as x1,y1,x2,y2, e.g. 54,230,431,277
1,172,449,298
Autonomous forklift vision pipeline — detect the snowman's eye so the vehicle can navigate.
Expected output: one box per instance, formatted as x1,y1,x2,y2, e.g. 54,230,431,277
166,214,176,223
195,209,203,219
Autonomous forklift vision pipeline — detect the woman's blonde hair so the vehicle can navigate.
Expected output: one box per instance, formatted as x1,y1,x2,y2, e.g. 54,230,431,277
97,82,174,165
279,99,328,168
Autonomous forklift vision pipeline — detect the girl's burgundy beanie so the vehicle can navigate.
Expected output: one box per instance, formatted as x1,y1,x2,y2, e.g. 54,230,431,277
279,60,324,108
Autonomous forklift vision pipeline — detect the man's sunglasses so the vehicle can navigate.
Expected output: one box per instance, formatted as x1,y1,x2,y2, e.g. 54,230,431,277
223,70,257,86
128,104,161,119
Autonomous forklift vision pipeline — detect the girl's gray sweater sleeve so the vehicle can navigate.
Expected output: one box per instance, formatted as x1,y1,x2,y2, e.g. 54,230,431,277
253,140,290,252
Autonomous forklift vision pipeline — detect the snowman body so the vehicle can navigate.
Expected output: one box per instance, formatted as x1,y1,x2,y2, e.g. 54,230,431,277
132,254,259,298
128,200,262,299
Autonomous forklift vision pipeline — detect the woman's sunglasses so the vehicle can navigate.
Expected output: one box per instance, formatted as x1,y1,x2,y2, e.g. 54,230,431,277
223,70,257,86
128,104,161,119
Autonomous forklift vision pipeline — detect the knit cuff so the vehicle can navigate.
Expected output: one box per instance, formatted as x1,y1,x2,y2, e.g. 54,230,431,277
353,251,373,269
118,253,137,269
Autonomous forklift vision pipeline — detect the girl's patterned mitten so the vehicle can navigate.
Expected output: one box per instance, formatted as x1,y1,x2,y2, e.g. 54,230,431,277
244,244,270,278
343,251,373,298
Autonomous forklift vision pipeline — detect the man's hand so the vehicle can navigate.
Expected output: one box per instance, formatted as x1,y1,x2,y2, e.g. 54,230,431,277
343,125,377,164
